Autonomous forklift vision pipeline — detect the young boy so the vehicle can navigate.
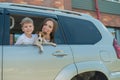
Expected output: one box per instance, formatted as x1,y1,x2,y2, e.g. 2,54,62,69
15,17,36,45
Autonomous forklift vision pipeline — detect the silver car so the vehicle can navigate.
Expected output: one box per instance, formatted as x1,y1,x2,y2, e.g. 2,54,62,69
0,2,120,80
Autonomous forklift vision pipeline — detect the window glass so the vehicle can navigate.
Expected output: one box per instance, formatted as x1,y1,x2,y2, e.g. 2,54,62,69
106,0,120,3
58,16,102,44
0,9,4,45
54,26,66,44
9,14,62,45
9,14,44,45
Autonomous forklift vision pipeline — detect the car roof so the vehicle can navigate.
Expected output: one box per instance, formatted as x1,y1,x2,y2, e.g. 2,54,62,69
0,2,93,19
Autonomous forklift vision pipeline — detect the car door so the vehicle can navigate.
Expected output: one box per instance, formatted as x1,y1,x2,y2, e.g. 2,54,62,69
3,9,74,80
0,44,2,80
0,8,5,80
3,45,74,80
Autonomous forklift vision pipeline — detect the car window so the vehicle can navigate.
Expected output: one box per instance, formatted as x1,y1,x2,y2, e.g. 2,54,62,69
9,15,44,45
0,8,4,45
58,16,102,44
7,13,65,45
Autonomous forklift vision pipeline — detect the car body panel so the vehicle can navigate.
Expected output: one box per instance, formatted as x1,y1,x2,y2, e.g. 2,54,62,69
55,64,77,80
3,45,74,80
75,61,110,78
71,44,120,80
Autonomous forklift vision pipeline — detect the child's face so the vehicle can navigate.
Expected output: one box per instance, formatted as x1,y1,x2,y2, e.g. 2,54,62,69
22,22,34,35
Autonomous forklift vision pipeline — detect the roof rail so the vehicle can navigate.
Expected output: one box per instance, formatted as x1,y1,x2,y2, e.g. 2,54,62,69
9,3,82,16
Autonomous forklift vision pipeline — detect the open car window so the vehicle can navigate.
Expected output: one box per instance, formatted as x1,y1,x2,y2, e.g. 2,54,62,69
9,13,65,45
10,14,45,45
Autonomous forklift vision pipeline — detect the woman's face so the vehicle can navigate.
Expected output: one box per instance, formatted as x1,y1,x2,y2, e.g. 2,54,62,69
42,20,54,35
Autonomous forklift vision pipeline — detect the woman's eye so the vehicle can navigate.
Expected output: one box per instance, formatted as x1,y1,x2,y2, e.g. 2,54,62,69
49,26,52,28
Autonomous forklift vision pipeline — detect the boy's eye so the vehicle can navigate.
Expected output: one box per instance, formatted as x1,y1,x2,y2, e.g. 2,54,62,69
29,26,32,27
24,26,28,28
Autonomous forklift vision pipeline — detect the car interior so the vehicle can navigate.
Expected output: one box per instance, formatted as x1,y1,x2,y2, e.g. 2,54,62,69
9,14,46,45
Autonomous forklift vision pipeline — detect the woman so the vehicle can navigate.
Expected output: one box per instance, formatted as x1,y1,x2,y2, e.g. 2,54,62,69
40,18,58,42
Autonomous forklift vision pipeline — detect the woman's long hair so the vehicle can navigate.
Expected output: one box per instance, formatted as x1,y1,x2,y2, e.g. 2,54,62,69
41,18,58,42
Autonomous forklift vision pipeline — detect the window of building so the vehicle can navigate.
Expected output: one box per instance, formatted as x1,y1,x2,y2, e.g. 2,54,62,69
106,0,120,3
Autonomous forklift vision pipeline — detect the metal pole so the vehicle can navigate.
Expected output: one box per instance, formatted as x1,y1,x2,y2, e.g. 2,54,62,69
94,0,100,20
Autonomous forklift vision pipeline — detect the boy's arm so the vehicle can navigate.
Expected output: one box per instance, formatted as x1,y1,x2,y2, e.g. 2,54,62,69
15,36,24,45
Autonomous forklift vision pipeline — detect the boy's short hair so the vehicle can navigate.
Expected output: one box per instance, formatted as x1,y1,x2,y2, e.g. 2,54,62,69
20,17,33,26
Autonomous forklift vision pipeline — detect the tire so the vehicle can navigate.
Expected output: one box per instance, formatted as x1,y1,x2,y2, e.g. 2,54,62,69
71,72,107,80
90,72,107,80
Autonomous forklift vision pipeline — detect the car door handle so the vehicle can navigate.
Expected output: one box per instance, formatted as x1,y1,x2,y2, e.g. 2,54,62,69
52,50,68,57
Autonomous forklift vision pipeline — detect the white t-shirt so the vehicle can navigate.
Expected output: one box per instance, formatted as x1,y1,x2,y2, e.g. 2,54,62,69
15,34,36,45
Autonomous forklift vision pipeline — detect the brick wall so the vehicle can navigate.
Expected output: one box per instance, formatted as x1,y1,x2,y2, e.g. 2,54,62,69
0,0,120,27
0,0,71,10
73,8,120,27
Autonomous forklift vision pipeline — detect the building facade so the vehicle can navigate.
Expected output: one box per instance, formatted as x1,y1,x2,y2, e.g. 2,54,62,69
72,0,120,44
0,0,71,10
0,0,120,43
